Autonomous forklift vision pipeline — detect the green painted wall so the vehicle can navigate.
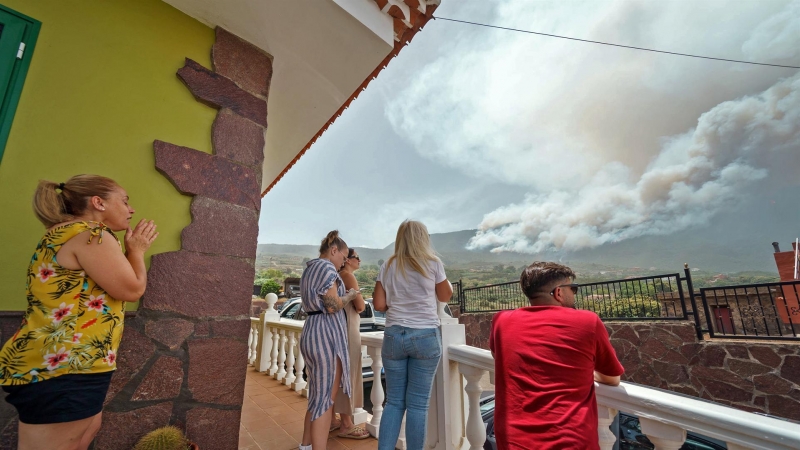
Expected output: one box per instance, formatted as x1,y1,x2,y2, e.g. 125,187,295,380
0,0,216,310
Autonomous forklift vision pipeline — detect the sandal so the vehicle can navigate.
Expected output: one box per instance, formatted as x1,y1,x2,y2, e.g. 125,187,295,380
337,425,370,440
329,417,342,432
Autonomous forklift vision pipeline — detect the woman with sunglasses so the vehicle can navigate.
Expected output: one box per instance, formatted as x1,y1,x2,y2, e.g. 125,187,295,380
331,249,370,440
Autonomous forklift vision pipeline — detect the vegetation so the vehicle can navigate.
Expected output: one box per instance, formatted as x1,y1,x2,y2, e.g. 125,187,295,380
133,426,190,450
255,250,780,308
260,280,281,297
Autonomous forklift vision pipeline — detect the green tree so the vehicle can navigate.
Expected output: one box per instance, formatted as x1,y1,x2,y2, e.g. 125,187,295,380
378,259,384,267
260,280,282,297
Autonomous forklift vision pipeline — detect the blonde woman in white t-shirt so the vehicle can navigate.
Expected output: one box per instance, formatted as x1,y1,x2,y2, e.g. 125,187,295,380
372,220,452,450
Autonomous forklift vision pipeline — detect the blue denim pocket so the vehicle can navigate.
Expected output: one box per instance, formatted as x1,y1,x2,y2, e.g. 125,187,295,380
410,331,442,360
382,334,397,360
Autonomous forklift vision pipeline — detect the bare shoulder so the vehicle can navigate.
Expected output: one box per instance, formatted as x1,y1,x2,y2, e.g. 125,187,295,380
340,271,359,288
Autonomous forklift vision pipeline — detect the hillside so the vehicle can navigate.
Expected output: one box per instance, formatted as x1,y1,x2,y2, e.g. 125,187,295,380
258,228,782,274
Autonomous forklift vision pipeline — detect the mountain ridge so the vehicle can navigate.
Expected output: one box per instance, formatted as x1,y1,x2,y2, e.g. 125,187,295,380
258,229,781,273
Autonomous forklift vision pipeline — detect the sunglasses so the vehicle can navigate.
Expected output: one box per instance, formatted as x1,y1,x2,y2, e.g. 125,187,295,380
349,255,360,261
550,283,579,296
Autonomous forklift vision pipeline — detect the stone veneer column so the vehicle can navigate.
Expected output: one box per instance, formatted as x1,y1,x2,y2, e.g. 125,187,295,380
94,28,272,450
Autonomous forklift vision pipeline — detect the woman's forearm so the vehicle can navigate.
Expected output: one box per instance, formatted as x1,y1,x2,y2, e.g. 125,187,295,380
322,291,343,313
124,250,148,301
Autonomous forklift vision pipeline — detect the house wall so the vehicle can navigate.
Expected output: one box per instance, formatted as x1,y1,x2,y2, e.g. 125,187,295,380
0,0,215,310
460,312,800,422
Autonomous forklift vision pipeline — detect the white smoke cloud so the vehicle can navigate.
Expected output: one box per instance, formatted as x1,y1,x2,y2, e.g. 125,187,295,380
742,0,800,62
385,0,800,253
470,72,800,252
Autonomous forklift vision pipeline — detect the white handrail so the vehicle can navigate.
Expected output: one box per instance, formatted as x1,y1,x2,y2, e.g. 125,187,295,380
447,344,494,373
596,382,800,450
250,310,800,450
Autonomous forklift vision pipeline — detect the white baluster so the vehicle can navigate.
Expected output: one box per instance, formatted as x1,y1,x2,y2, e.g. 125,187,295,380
597,406,618,450
276,329,287,381
292,347,307,393
639,418,687,450
257,295,280,372
268,326,279,376
353,407,369,429
284,330,297,386
366,345,384,438
254,313,269,372
247,322,255,364
460,365,487,450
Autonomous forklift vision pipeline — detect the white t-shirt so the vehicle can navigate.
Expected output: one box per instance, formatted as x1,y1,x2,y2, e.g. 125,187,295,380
377,257,447,329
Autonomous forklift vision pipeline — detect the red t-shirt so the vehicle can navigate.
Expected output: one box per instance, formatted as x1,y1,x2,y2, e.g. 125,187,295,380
489,306,624,449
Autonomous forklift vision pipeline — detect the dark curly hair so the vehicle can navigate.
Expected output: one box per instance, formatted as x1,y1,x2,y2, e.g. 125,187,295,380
520,262,576,299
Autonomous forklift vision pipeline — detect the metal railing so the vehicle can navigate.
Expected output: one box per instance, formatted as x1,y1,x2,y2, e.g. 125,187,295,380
461,280,528,313
575,273,688,321
456,273,691,322
700,280,800,340
449,280,463,309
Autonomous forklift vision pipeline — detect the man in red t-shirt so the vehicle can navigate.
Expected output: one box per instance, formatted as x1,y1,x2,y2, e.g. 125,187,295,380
489,262,624,449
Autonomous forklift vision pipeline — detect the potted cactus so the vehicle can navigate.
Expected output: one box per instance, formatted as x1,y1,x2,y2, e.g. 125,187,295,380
133,425,198,450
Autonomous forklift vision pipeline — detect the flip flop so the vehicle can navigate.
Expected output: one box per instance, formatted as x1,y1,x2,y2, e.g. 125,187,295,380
329,419,342,432
337,425,370,440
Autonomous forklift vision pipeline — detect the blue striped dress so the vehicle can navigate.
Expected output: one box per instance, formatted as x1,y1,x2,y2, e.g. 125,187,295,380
299,258,351,421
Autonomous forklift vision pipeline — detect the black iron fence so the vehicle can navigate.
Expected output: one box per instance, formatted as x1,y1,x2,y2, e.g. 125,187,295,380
700,280,800,340
451,266,800,341
449,280,463,309
461,280,528,313
456,273,691,320
574,273,688,321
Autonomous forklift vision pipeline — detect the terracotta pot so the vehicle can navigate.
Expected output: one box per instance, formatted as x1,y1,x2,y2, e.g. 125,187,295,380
188,442,199,450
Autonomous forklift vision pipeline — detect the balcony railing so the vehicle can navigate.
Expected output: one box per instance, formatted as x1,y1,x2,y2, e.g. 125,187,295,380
700,280,800,340
248,296,800,449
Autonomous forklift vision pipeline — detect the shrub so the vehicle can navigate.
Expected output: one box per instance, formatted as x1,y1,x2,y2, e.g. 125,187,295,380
260,279,282,298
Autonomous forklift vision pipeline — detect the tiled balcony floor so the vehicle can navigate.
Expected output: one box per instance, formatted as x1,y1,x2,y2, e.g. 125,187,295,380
240,367,378,450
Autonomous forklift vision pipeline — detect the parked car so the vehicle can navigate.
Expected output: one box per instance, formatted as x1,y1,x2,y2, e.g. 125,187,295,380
365,298,385,329
479,395,727,450
276,297,300,314
617,412,727,450
280,297,381,332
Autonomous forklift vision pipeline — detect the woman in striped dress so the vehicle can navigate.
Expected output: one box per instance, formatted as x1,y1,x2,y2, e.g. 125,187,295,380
299,230,359,450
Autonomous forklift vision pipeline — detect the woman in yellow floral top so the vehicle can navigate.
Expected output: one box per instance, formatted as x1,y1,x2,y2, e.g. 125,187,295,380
0,174,158,450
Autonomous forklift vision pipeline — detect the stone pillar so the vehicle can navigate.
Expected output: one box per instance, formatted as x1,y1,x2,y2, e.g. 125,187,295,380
94,28,272,450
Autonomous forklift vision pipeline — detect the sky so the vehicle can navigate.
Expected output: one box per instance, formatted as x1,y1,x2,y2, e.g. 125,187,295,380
258,0,800,252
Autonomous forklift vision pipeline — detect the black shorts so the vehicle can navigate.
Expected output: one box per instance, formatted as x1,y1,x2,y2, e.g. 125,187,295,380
2,372,114,424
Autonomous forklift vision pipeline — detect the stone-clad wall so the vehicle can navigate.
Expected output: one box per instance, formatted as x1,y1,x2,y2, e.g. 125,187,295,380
92,28,273,450
460,312,800,422
0,28,272,450
608,322,800,422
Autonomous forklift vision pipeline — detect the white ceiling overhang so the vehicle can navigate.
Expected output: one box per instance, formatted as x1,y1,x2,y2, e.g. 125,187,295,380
162,0,438,193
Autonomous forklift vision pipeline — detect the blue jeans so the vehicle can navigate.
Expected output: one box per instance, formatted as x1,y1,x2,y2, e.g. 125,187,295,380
378,326,442,450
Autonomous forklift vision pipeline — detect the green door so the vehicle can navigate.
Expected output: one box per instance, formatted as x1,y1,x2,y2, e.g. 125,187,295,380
0,5,39,161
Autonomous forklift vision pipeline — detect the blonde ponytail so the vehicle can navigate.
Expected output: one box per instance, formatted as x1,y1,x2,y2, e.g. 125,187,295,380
32,175,120,228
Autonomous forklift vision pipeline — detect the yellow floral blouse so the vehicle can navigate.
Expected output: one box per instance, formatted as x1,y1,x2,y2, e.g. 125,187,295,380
0,222,125,385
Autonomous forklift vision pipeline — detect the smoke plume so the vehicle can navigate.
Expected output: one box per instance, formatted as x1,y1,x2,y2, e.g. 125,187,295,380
469,73,800,253
385,0,800,253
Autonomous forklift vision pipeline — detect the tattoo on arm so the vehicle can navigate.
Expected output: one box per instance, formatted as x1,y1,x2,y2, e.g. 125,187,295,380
322,293,342,313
